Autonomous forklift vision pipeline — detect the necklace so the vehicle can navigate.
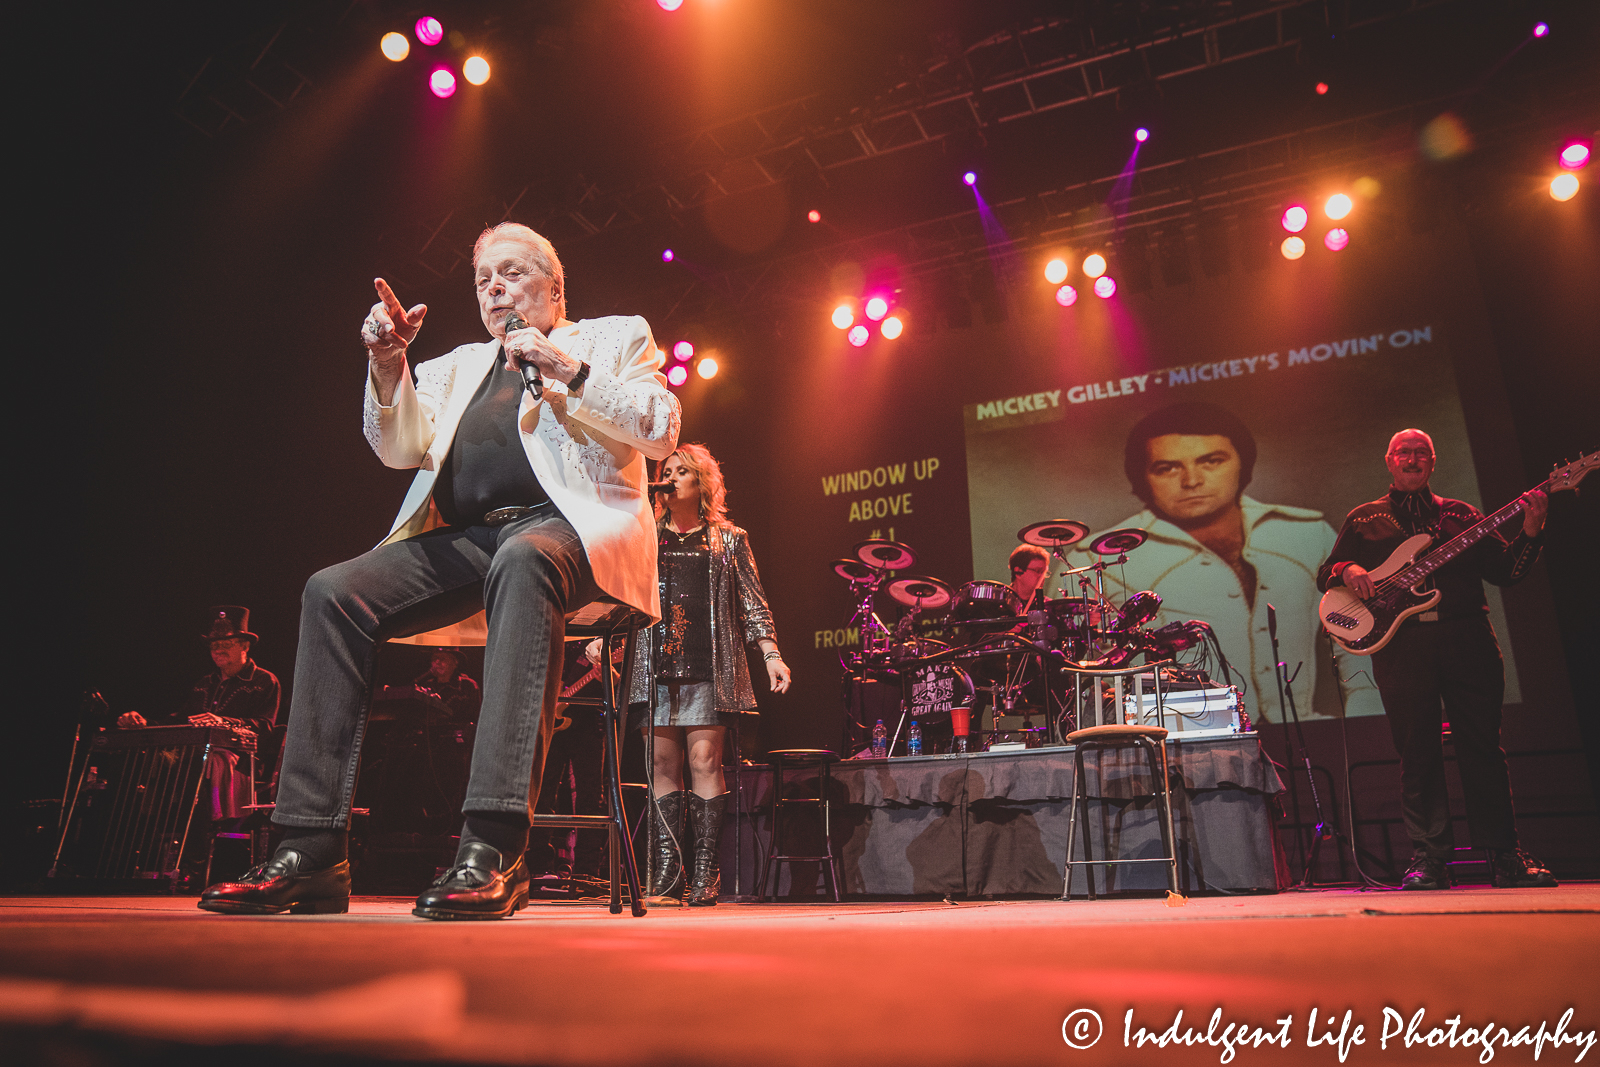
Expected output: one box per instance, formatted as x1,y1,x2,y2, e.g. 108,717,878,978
665,523,703,542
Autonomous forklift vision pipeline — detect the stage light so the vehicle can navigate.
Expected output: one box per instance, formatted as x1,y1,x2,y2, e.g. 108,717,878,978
1282,205,1309,233
848,325,870,347
1324,193,1353,220
660,249,674,263
1550,173,1579,201
1082,253,1107,279
962,172,977,186
673,341,694,361
1134,128,1149,143
1560,143,1590,169
415,17,444,46
808,209,821,223
1533,22,1549,38
881,316,904,340
1044,258,1069,284
1315,82,1329,95
697,357,719,379
1281,236,1306,260
1093,276,1116,299
864,296,889,321
1055,285,1078,307
831,305,854,330
429,68,457,98
1324,228,1350,251
658,0,684,10
463,56,490,85
667,364,688,387
381,32,410,61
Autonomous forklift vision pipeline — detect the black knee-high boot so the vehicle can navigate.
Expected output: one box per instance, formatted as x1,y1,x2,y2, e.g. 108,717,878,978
649,790,687,903
687,791,729,906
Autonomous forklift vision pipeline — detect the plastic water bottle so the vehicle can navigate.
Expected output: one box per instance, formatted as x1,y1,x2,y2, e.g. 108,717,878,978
871,719,888,758
908,720,922,756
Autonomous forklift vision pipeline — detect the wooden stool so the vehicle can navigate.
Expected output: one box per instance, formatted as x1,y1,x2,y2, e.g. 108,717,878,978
1062,724,1180,900
757,749,842,902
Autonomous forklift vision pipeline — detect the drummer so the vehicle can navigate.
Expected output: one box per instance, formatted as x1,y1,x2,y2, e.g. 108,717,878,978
1007,545,1052,613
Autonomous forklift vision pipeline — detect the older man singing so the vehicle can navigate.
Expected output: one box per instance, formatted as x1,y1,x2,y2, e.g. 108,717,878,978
200,224,679,919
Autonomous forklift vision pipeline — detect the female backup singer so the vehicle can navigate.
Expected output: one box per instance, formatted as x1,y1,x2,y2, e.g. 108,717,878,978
627,444,790,905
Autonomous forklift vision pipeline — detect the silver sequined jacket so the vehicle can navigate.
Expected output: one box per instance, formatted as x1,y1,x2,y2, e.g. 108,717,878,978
628,524,777,715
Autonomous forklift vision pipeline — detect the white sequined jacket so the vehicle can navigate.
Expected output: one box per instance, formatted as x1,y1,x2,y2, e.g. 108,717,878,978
363,315,681,635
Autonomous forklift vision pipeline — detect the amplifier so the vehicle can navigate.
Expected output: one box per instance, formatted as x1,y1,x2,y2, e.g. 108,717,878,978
1123,685,1245,739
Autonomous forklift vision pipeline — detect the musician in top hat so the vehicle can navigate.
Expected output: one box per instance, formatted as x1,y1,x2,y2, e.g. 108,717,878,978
1317,428,1553,890
117,606,280,820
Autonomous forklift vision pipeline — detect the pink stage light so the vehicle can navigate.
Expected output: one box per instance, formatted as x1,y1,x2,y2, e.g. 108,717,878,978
848,325,870,347
864,296,889,321
1135,128,1149,143
1316,82,1329,95
415,17,444,46
1093,276,1116,299
658,0,684,10
1560,143,1590,169
661,249,674,263
962,172,977,186
672,341,694,361
1282,205,1309,233
807,209,822,223
667,364,688,387
1533,22,1549,38
831,305,854,330
881,316,903,340
1324,228,1350,251
1055,285,1078,307
429,68,457,98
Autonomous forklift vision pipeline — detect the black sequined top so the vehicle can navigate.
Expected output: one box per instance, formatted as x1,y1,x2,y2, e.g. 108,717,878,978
658,527,713,681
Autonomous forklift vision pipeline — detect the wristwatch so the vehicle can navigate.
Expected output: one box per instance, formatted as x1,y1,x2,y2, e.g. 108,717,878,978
566,361,591,392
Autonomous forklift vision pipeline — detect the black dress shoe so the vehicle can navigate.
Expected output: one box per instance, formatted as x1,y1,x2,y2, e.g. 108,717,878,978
1400,853,1450,891
412,842,530,920
198,849,351,915
1489,848,1558,888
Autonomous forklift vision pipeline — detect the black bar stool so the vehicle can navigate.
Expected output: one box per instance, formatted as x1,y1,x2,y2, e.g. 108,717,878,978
757,749,842,902
1061,724,1180,900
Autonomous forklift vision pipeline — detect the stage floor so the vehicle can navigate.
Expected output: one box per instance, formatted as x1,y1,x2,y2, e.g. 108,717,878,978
3,886,1596,1065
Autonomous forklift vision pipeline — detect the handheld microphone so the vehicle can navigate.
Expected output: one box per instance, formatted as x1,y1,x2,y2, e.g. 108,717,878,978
503,311,542,398
647,481,674,494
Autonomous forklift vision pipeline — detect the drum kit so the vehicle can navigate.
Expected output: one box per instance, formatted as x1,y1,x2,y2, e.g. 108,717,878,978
832,521,1209,753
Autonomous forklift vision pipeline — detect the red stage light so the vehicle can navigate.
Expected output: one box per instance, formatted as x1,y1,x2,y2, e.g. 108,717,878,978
864,296,889,321
429,68,457,98
1560,143,1590,169
673,341,694,361
1324,228,1350,252
415,17,444,46
381,33,410,62
667,364,688,386
881,316,903,340
1282,206,1308,233
1093,276,1116,299
848,325,869,347
807,209,821,223
1055,285,1078,307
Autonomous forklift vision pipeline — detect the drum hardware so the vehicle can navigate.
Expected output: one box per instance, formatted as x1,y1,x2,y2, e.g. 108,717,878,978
1088,527,1149,556
887,575,953,611
1018,519,1091,549
832,558,877,584
854,538,917,571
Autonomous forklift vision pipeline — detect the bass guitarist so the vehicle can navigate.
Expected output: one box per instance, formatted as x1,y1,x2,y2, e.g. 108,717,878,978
1316,428,1553,891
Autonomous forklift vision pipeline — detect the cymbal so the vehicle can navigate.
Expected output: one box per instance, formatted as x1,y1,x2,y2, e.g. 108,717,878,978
832,558,878,583
887,575,953,609
855,538,916,571
1018,519,1091,547
1089,527,1148,556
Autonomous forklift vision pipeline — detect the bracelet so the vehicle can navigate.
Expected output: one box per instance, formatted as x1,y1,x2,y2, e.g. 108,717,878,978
763,651,782,661
565,361,591,392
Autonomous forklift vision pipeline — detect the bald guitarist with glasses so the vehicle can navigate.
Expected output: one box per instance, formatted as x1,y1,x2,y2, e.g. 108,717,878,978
1317,428,1553,891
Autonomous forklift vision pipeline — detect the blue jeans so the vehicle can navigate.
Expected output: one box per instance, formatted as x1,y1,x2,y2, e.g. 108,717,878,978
273,504,598,829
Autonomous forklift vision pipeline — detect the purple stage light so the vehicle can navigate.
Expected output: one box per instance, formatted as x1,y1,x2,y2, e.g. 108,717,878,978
962,171,977,186
1560,143,1590,169
429,68,456,98
1134,128,1149,143
1533,22,1549,37
848,325,870,347
661,249,674,263
1093,276,1116,299
1055,285,1078,307
415,17,444,46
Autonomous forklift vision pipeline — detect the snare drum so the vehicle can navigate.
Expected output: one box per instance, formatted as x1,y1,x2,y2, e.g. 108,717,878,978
951,580,1023,623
